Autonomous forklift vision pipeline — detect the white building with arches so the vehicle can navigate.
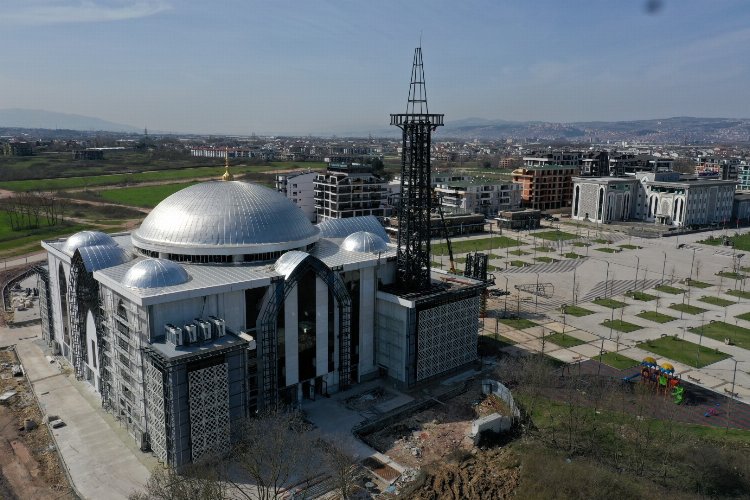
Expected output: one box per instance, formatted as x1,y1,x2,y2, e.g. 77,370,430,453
40,178,482,467
571,172,736,227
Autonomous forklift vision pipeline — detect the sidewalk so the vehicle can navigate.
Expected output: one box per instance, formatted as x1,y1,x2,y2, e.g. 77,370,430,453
6,330,153,499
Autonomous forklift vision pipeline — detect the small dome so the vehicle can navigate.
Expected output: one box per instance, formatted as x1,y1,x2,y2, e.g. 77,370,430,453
63,231,116,255
131,181,319,257
342,231,389,253
274,251,310,279
122,259,190,289
77,245,130,272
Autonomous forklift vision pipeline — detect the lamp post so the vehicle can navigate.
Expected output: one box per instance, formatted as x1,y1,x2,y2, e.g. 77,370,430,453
726,358,739,433
634,255,640,292
535,272,540,314
572,266,578,305
661,251,667,285
503,275,509,316
605,260,611,299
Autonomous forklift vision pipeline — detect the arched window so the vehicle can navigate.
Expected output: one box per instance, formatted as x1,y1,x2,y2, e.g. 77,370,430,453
117,300,127,320
59,263,69,343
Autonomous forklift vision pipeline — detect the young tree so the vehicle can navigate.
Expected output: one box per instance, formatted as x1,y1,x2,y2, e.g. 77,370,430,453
129,461,228,500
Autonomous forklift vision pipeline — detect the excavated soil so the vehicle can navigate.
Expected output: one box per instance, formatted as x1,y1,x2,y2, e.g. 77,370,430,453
399,447,521,500
0,349,74,499
364,381,511,468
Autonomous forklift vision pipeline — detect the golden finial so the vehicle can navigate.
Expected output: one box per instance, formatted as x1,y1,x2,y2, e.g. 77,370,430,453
222,149,234,181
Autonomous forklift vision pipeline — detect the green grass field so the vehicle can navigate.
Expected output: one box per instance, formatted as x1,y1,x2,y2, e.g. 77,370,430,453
682,279,712,289
737,312,750,322
563,252,583,259
726,289,750,299
534,256,557,263
617,244,642,250
561,305,594,317
0,221,89,258
97,182,197,208
2,162,308,192
655,284,686,294
636,311,677,324
626,291,657,301
601,319,642,333
593,298,628,309
698,296,736,307
533,246,554,252
669,303,708,315
595,247,620,253
507,249,530,256
598,352,640,369
700,233,750,251
534,230,578,241
689,321,750,349
545,332,585,348
593,238,613,244
431,235,518,255
510,260,528,267
499,318,537,329
637,336,730,368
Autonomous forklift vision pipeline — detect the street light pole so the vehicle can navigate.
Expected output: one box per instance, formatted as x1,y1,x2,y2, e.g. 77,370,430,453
634,255,640,292
535,272,540,314
661,251,667,285
605,261,611,299
503,276,509,316
572,266,577,305
727,358,738,433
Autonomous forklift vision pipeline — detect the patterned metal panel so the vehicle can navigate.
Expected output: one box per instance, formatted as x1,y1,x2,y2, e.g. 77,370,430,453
77,245,130,272
317,215,390,242
145,361,168,463
122,258,190,289
188,363,230,463
416,295,480,381
132,181,320,255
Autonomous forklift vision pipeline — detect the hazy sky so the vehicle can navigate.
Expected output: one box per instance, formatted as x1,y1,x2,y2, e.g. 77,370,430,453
2,0,749,135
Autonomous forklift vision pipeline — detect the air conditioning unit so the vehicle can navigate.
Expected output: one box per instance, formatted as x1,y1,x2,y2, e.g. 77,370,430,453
208,316,226,338
194,319,212,342
183,323,198,344
165,324,183,346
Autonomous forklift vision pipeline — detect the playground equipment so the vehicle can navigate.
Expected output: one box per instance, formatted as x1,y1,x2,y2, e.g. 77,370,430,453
639,358,684,404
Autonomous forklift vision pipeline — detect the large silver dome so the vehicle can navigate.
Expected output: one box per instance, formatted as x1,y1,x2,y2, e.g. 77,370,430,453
122,259,190,289
131,181,319,256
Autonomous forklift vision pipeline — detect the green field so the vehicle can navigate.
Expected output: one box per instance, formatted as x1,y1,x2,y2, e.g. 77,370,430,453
431,235,518,255
0,221,89,258
717,271,746,280
545,332,585,348
737,312,750,322
625,291,657,301
726,289,750,299
97,182,197,208
669,303,708,315
534,230,578,241
499,318,537,329
533,246,554,252
595,247,620,253
689,321,750,349
510,260,528,267
654,284,686,294
593,298,628,309
534,256,557,263
598,352,640,369
601,319,642,333
1,162,308,192
698,296,736,307
563,252,584,259
561,305,594,317
700,233,750,251
636,311,677,324
637,336,730,368
617,244,642,250
507,249,530,256
682,279,711,289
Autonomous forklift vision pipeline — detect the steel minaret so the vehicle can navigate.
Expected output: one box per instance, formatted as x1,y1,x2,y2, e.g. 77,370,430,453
391,47,444,291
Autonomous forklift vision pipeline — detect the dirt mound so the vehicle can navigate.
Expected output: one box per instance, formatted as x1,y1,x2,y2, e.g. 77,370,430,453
401,448,520,500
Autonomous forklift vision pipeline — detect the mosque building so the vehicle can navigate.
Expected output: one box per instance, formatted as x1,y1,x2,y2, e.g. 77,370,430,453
40,164,483,466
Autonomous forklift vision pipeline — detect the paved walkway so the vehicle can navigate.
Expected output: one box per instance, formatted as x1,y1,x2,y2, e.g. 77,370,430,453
1,324,153,500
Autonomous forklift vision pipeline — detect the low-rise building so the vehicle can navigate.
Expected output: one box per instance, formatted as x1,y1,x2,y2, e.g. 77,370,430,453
571,172,737,227
495,209,541,230
3,141,32,156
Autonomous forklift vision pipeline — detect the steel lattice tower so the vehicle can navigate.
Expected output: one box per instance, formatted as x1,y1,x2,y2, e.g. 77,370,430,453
391,47,444,291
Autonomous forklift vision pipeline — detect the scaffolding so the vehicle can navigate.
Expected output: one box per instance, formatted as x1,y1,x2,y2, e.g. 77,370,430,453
68,252,100,380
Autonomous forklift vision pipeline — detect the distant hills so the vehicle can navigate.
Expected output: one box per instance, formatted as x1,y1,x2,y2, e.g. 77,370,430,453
1,108,749,144
0,108,140,133
442,116,750,144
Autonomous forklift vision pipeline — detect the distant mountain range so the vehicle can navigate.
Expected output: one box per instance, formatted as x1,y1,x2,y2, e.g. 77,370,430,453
441,116,750,144
1,108,749,143
0,108,140,133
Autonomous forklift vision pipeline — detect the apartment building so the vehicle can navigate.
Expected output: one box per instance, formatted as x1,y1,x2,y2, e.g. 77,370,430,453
434,179,521,217
275,171,318,222
314,162,389,220
511,164,576,211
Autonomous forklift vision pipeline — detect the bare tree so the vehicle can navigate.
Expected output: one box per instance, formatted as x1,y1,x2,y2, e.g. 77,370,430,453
129,461,229,500
320,440,361,500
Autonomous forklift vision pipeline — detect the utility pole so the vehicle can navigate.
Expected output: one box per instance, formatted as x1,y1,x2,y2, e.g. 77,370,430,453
661,251,667,285
726,358,738,433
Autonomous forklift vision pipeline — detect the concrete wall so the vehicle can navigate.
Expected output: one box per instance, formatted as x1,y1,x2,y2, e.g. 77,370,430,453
374,296,411,383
